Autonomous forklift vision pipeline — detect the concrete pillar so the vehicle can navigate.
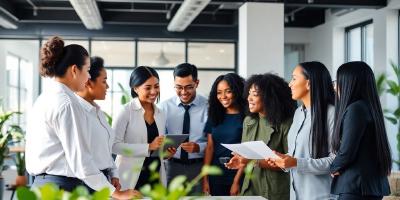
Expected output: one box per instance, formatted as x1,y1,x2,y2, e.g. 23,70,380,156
238,2,284,78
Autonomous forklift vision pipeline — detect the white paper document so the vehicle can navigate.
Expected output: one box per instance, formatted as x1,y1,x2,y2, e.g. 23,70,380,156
221,141,279,160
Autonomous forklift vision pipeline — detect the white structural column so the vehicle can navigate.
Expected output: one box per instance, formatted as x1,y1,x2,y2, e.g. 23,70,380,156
238,2,284,78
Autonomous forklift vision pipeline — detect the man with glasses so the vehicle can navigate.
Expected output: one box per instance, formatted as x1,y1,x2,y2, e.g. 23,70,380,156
160,63,208,194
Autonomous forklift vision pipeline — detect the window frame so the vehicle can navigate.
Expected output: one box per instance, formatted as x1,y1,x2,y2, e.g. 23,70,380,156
5,53,30,126
345,19,373,62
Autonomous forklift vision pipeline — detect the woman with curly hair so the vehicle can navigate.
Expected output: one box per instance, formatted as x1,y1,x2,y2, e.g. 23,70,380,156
226,73,296,200
202,73,246,196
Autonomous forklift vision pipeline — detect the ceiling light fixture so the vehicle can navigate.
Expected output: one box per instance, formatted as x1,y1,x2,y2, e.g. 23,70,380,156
167,0,210,32
0,15,17,29
152,44,170,66
69,0,103,30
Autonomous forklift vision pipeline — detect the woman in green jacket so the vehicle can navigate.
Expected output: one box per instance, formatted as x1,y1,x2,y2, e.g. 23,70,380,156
227,73,296,200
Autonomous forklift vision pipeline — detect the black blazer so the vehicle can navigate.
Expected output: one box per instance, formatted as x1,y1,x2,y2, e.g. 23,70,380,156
330,100,390,196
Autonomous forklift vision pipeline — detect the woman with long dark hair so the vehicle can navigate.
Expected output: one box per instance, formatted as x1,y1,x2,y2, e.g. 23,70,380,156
330,61,391,200
113,66,167,190
226,73,296,200
202,73,246,196
269,61,336,200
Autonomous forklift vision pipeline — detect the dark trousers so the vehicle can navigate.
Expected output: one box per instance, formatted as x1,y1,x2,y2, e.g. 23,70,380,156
135,158,161,190
33,170,111,193
209,181,231,196
338,193,383,200
32,174,88,192
166,159,203,195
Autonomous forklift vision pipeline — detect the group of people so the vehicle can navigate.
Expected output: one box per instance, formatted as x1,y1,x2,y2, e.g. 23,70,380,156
25,36,392,200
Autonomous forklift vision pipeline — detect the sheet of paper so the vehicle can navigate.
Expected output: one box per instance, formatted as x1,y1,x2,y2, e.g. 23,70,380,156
221,141,278,159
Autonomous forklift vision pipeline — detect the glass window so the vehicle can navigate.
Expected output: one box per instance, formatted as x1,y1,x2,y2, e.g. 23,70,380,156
91,41,135,67
188,43,235,69
348,27,362,61
95,68,133,118
138,41,185,68
197,71,230,97
345,20,373,66
365,24,374,67
5,54,32,127
157,70,175,102
64,40,89,50
284,44,305,81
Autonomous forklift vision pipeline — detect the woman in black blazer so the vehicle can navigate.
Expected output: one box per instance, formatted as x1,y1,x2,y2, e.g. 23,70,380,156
330,61,392,200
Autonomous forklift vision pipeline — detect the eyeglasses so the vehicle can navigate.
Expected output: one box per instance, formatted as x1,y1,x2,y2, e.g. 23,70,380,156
174,84,195,92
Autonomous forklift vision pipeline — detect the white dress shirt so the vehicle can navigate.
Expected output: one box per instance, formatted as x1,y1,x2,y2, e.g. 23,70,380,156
25,80,115,193
75,95,119,179
159,94,208,159
112,97,166,190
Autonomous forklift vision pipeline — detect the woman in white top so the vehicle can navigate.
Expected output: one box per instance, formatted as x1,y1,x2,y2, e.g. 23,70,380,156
25,37,136,199
76,56,140,197
112,66,166,190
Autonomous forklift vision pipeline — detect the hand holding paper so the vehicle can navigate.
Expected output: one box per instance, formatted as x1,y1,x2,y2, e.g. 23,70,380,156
221,141,279,160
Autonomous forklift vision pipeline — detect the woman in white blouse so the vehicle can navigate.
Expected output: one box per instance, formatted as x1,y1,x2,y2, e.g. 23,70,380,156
112,66,166,190
25,37,136,199
76,56,140,197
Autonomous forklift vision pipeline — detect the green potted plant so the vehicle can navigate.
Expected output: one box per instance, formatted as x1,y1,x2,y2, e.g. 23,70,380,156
10,126,27,187
0,103,21,198
376,62,400,199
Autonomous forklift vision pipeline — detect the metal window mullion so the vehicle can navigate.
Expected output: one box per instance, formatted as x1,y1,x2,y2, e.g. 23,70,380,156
38,38,43,94
135,39,138,67
361,25,366,62
111,69,115,116
185,40,188,63
17,57,21,125
88,38,92,54
345,30,350,62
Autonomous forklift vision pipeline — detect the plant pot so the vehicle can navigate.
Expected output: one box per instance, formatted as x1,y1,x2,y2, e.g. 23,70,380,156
0,177,4,200
15,175,27,187
389,171,400,196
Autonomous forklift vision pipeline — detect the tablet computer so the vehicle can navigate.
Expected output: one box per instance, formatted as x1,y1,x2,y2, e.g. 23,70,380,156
150,134,189,157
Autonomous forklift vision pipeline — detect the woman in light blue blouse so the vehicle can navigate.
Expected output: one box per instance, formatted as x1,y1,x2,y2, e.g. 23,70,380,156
269,61,336,200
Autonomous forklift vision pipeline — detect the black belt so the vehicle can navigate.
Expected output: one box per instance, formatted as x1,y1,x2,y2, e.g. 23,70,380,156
36,169,111,181
170,158,203,165
35,173,83,183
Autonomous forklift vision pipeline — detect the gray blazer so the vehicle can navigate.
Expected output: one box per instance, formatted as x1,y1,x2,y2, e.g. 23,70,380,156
287,105,336,200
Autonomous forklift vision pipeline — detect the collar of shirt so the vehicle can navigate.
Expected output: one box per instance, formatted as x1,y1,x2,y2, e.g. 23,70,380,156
131,97,162,114
75,94,96,113
50,79,76,97
300,105,311,118
173,94,203,107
